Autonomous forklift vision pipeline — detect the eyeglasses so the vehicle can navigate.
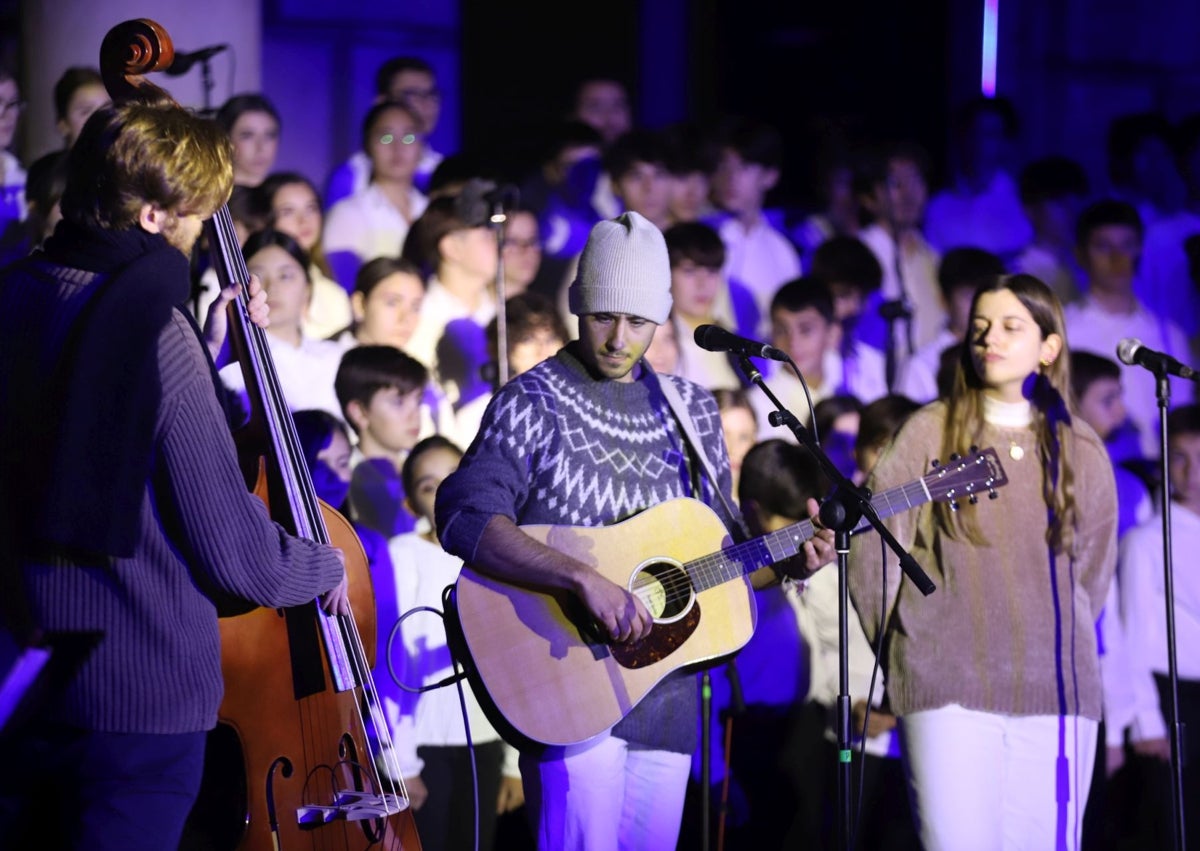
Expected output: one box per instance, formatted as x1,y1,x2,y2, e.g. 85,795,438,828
378,132,417,146
0,99,25,118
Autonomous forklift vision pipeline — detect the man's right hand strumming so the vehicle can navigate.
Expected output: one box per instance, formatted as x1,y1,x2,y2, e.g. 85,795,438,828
574,570,652,644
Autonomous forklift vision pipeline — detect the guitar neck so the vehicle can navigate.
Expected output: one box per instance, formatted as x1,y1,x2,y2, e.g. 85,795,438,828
684,477,932,593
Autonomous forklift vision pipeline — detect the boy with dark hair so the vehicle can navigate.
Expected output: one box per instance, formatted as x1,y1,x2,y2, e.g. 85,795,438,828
603,129,671,230
853,141,946,383
709,116,802,335
1065,200,1194,460
335,344,430,538
664,220,751,392
896,246,1005,402
749,277,840,441
1119,403,1200,844
1012,155,1091,305
810,235,888,405
661,120,720,226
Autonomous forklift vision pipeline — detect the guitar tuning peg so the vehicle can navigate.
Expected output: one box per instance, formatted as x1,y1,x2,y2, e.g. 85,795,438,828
948,499,959,512
988,489,999,500
969,444,979,453
969,494,979,505
949,453,961,462
930,458,940,468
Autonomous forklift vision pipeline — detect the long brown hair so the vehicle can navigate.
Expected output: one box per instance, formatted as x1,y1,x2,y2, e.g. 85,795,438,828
936,273,1077,554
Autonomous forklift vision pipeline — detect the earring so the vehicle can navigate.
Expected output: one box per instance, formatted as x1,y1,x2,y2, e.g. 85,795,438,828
1040,358,1052,368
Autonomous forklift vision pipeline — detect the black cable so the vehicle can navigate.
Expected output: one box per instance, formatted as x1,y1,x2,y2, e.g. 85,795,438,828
384,600,482,851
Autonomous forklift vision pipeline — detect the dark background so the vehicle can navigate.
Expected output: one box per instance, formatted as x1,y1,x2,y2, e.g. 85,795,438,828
5,0,1200,215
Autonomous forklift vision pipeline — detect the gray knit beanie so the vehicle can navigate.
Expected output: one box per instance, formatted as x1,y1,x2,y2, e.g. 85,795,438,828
567,211,673,324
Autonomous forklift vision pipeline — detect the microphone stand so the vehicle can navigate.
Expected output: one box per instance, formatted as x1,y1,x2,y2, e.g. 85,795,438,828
881,209,916,392
199,56,215,115
879,298,912,393
489,200,510,388
734,354,934,851
1152,368,1186,851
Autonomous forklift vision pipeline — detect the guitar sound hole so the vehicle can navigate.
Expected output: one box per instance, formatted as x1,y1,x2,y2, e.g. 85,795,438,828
633,560,694,624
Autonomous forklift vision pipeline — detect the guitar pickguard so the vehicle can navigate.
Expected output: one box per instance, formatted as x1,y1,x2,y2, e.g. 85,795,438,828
609,602,700,669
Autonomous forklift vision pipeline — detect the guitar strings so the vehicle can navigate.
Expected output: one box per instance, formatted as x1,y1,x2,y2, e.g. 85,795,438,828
622,468,986,610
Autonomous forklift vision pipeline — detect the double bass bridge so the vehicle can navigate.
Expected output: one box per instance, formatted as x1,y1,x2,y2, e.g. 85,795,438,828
296,789,410,826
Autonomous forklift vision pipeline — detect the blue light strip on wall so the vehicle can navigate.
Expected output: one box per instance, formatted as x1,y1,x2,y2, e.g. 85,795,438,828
981,0,999,96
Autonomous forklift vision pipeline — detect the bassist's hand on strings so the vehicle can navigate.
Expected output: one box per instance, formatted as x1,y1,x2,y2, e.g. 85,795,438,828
203,273,269,362
319,548,351,616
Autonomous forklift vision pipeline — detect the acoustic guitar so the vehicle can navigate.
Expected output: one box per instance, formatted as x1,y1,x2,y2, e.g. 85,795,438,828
447,447,1008,746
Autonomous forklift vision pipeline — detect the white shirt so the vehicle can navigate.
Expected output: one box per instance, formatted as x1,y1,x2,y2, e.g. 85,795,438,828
380,534,518,777
333,147,445,205
323,183,429,265
748,362,833,443
1063,296,1194,458
895,328,958,404
1120,503,1200,740
1139,209,1200,340
303,266,353,341
405,277,497,404
857,224,946,362
716,213,802,336
796,566,896,757
924,171,1033,259
674,317,743,392
218,333,344,422
825,341,889,405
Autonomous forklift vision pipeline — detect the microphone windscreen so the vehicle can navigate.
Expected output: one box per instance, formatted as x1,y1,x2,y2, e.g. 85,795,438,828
1116,338,1141,366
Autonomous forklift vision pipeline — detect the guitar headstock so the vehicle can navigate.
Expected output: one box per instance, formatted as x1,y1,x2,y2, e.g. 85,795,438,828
924,446,1008,511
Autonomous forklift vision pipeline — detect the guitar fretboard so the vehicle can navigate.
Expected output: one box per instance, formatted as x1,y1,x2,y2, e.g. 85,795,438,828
683,477,932,593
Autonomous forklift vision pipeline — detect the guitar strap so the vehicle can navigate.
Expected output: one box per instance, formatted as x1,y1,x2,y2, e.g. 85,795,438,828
654,371,749,541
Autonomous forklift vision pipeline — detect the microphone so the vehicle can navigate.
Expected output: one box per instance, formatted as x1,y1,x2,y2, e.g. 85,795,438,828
455,179,520,228
166,44,229,77
1116,338,1197,380
694,324,788,362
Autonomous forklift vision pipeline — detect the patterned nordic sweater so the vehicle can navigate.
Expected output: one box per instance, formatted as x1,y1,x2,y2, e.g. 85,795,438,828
847,401,1118,720
437,344,740,753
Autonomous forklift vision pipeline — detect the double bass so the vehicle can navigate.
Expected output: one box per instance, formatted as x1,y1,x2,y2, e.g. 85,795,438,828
99,19,422,850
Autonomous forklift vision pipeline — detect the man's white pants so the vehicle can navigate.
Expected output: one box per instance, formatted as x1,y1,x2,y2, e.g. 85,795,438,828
520,735,691,851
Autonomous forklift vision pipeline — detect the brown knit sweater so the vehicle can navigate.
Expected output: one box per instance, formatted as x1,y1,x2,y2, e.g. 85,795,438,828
848,401,1118,720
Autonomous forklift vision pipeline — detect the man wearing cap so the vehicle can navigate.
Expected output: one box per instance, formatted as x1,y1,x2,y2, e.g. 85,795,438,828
436,211,833,849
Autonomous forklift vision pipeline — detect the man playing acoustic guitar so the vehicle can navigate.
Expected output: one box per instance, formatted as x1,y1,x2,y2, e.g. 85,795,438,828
436,210,836,850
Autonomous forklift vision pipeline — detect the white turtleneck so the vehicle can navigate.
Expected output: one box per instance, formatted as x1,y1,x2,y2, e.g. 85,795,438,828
982,394,1032,428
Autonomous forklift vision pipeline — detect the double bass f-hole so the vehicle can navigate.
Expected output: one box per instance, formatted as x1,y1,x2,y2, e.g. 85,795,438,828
98,18,421,850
